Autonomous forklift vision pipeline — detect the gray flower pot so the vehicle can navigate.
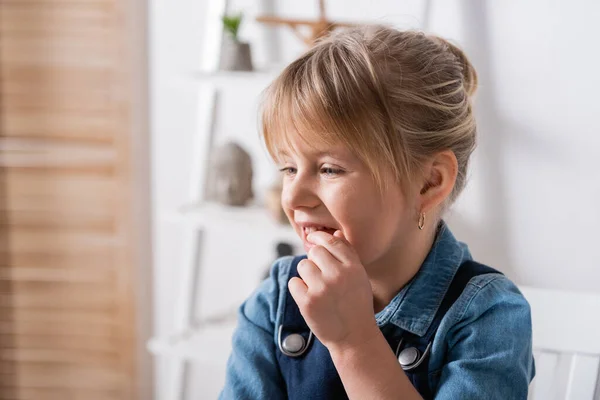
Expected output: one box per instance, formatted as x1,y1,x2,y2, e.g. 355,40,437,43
219,36,253,71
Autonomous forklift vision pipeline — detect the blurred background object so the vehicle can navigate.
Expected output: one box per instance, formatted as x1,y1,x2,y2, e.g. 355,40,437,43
256,0,359,47
220,12,254,71
262,242,295,281
205,142,253,206
0,0,151,399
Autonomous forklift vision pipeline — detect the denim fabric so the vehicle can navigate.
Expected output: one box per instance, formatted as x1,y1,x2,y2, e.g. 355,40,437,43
219,223,535,399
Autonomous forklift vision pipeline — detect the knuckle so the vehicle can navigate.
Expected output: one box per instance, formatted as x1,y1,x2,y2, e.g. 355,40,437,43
328,269,343,285
327,236,340,246
303,294,318,309
314,286,327,298
307,285,325,301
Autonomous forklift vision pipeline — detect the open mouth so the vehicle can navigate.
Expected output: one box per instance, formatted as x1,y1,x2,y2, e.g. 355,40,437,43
302,226,337,236
300,225,338,252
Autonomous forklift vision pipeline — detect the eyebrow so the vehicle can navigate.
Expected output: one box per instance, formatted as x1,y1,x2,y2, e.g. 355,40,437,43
277,148,348,159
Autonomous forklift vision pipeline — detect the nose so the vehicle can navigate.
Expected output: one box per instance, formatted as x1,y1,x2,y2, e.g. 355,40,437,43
281,173,320,211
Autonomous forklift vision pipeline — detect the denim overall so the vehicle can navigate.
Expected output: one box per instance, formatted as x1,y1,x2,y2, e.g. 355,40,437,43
275,255,501,400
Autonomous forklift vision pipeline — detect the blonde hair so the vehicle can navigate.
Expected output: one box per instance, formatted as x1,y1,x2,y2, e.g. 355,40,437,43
261,25,478,203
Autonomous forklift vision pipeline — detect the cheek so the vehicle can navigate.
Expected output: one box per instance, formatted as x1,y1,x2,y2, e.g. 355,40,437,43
348,211,397,262
327,191,385,254
337,187,411,263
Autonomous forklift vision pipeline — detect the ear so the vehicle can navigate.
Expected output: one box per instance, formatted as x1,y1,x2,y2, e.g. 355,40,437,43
417,150,458,214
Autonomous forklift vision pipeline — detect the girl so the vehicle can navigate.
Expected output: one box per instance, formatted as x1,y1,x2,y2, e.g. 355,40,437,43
219,25,535,399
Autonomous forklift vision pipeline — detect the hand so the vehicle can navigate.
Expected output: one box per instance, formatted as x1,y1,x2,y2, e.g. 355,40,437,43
288,230,379,350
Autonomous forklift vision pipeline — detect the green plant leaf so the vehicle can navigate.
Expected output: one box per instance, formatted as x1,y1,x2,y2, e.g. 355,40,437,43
222,12,243,40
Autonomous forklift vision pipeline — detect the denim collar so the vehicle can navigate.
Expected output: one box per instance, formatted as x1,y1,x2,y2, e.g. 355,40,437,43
374,221,472,336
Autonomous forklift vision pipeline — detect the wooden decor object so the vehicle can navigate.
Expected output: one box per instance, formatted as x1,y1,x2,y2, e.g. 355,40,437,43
256,0,358,47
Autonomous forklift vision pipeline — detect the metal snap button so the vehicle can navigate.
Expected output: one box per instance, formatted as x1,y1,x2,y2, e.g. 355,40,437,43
282,333,305,354
398,347,420,367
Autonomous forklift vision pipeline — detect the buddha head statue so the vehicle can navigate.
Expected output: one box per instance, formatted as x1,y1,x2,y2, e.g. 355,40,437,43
206,142,253,206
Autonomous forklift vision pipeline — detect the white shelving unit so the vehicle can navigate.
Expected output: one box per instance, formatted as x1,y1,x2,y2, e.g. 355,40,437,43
148,320,237,364
191,69,280,88
163,202,298,242
150,201,300,398
147,4,292,398
147,71,292,400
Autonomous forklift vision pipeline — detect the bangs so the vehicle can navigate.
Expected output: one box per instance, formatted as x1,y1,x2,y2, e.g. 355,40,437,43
260,47,404,191
261,84,349,160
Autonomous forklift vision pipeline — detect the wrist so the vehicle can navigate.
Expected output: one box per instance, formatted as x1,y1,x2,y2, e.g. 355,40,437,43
328,322,383,361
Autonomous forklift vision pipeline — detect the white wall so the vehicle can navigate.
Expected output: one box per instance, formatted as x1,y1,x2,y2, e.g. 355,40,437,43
150,0,600,398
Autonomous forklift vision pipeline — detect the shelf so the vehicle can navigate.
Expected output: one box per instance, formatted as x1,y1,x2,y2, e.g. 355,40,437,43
192,69,281,89
148,321,236,364
160,202,300,243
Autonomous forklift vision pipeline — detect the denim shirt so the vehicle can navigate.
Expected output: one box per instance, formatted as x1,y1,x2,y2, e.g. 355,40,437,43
220,223,535,399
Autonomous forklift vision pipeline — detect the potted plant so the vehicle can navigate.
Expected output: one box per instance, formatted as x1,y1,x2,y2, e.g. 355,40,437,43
220,12,254,71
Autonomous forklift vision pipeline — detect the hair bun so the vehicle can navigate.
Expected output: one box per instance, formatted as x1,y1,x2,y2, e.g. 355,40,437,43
429,36,478,98
445,40,478,97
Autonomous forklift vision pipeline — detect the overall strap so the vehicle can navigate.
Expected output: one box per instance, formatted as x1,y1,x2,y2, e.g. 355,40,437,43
279,256,312,354
276,255,346,399
424,260,502,343
283,256,309,330
402,260,503,399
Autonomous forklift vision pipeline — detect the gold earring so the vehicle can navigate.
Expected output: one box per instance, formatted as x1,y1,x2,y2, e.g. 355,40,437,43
418,213,425,230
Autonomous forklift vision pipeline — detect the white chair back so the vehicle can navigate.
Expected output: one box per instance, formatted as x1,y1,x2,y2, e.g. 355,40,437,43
520,286,600,400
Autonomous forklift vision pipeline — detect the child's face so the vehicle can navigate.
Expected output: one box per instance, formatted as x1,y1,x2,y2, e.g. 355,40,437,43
278,135,417,269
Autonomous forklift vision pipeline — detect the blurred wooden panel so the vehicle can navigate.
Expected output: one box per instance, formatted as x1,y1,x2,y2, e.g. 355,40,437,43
2,168,116,198
6,364,123,390
1,164,116,230
3,77,112,114
0,3,118,143
1,334,117,354
0,266,112,284
0,37,115,69
2,388,120,400
0,348,118,366
0,4,115,36
1,253,114,273
0,0,141,398
0,318,114,337
2,90,111,111
1,0,116,3
2,209,113,231
0,110,116,142
8,388,119,400
0,228,118,255
0,282,115,311
0,310,115,332
1,65,110,85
